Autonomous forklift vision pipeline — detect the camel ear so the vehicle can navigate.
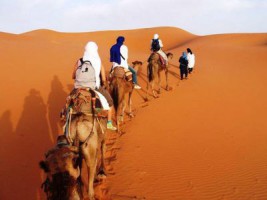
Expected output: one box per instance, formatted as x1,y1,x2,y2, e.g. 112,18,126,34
39,160,50,172
72,154,79,169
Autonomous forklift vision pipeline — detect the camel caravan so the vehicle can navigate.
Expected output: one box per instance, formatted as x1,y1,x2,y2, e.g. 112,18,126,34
39,34,194,200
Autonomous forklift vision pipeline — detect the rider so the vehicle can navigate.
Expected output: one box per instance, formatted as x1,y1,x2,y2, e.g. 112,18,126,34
72,41,117,131
110,36,141,89
150,33,168,66
187,48,195,74
179,52,189,80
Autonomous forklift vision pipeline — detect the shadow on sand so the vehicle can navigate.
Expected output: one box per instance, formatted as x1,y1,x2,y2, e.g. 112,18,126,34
47,75,68,143
0,89,52,200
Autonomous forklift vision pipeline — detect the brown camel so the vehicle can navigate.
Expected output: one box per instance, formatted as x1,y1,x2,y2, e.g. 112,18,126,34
109,62,142,132
59,88,107,200
146,52,173,99
68,112,106,200
40,135,82,200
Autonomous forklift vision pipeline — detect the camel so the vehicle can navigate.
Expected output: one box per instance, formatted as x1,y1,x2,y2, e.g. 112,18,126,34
68,112,106,200
40,135,82,200
58,88,107,200
146,52,173,99
109,61,142,132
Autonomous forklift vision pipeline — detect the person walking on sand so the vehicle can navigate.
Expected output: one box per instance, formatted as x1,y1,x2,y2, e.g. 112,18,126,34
110,36,141,89
187,48,195,74
150,33,168,66
73,41,117,131
179,52,189,80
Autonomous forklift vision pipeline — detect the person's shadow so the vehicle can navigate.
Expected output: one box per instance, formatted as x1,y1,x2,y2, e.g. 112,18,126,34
47,75,68,142
2,89,52,200
0,110,13,136
0,110,15,200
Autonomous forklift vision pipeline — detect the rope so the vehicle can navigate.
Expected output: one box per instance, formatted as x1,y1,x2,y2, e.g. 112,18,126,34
63,109,70,139
82,117,95,147
96,117,105,134
66,108,73,143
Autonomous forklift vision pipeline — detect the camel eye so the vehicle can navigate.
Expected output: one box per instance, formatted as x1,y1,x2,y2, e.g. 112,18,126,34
72,155,79,169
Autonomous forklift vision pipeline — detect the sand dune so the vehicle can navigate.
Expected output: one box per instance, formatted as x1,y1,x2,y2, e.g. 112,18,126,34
108,33,267,200
0,27,267,200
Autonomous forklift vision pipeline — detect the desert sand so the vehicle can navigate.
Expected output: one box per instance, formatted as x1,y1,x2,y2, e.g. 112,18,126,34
0,27,267,200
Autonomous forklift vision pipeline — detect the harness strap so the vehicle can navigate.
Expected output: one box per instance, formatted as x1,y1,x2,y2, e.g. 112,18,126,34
69,108,73,143
78,58,92,68
96,117,105,134
81,117,95,147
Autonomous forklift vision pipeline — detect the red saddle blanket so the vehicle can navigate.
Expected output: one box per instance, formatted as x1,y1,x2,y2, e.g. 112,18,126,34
148,53,166,68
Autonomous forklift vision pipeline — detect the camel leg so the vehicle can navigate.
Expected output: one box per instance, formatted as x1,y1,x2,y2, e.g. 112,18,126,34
152,80,158,98
128,91,134,118
146,80,157,99
158,71,161,94
145,65,151,101
121,96,126,122
116,114,120,133
145,80,150,101
98,138,107,177
165,68,169,90
83,141,98,200
116,102,123,133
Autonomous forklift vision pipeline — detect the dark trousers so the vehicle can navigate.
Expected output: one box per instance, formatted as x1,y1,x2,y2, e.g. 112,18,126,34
180,66,188,80
188,68,193,74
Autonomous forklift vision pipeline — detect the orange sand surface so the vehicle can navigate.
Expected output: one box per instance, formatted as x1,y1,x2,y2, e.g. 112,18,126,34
0,27,267,200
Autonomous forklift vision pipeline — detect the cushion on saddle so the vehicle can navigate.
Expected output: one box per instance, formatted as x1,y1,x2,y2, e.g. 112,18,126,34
60,88,104,121
110,67,132,82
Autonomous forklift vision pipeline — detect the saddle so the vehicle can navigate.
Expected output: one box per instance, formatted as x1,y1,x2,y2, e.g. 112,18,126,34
60,88,105,121
148,53,166,68
110,67,132,82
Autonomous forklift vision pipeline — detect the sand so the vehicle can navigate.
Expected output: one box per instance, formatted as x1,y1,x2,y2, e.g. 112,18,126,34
0,27,267,200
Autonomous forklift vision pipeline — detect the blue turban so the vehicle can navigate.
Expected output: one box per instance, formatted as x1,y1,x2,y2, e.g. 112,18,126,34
110,36,125,64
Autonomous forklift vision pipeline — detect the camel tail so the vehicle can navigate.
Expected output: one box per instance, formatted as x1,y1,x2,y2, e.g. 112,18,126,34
111,79,120,112
148,63,153,82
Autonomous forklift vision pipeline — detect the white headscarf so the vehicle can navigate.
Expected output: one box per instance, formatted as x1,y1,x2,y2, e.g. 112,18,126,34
154,34,159,39
83,41,101,88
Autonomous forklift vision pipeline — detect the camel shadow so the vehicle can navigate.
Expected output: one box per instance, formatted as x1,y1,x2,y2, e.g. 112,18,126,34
0,110,13,136
47,75,68,142
168,69,180,79
0,110,15,200
0,89,53,200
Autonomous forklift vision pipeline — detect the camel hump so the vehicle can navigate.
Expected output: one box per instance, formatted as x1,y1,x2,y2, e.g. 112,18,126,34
112,67,126,78
60,88,104,120
111,67,132,82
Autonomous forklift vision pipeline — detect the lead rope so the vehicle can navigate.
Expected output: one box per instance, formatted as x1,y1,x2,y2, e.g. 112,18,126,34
96,117,105,134
63,109,70,139
67,108,73,143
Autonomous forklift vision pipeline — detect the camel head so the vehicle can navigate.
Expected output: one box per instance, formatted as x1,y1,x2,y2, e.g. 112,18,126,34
166,52,173,60
132,60,143,74
39,135,82,200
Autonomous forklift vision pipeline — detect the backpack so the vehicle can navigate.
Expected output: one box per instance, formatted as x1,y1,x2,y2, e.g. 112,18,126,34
151,39,160,52
74,58,96,89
